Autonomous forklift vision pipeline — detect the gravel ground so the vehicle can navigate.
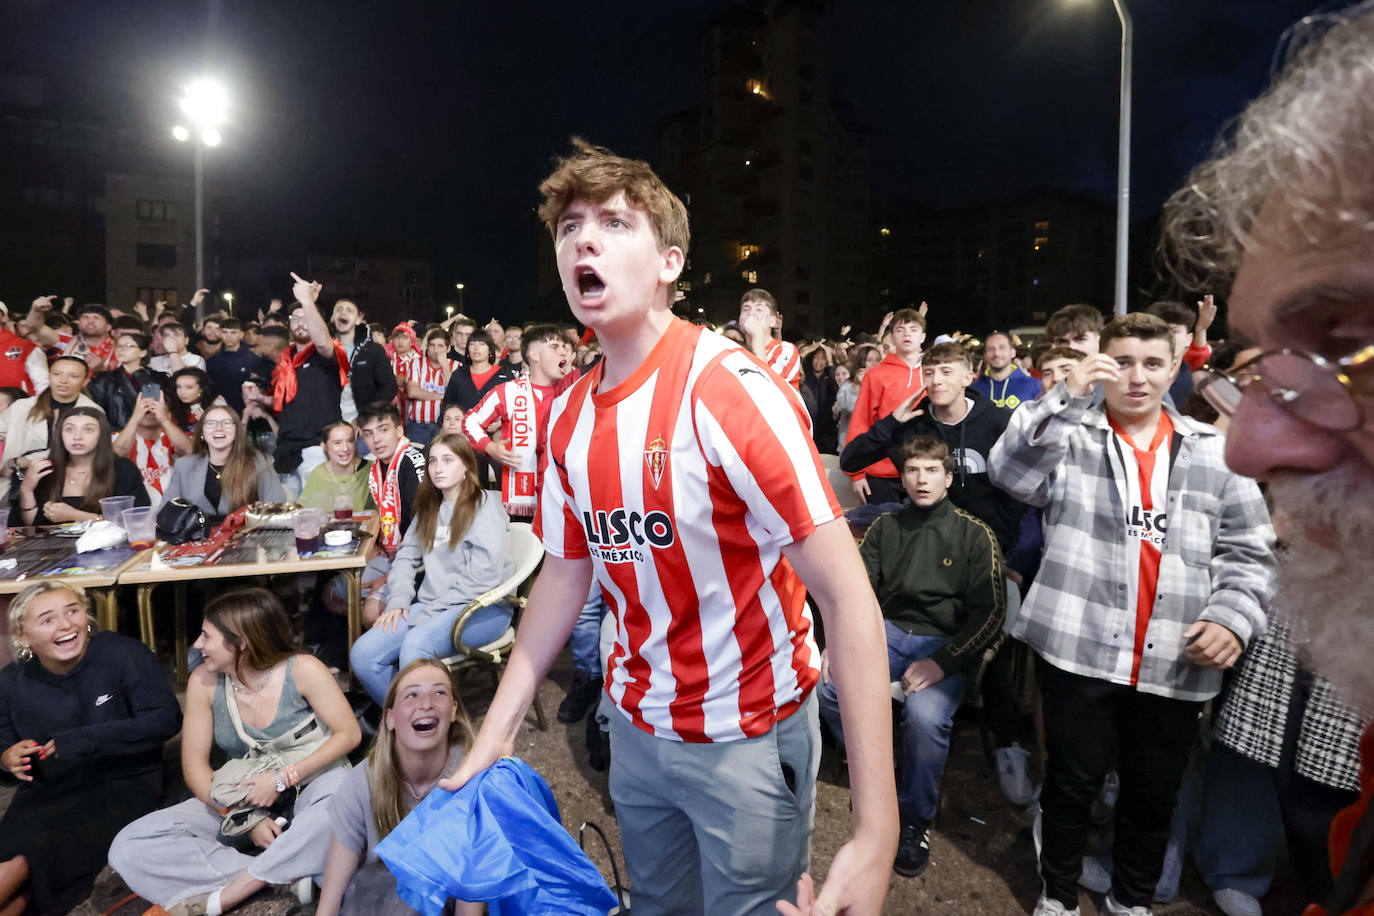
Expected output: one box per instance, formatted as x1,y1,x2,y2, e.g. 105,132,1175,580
5,651,1307,915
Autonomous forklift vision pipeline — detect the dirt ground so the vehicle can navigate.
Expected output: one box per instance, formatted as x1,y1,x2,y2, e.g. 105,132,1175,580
4,650,1309,916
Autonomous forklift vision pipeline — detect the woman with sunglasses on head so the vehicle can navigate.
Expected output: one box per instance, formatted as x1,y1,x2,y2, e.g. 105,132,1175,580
161,404,286,520
349,433,513,705
88,331,165,432
0,356,98,508
1,583,181,915
110,588,361,916
18,406,149,526
316,659,483,916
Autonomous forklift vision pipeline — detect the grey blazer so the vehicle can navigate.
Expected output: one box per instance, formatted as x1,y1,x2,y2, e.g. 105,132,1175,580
161,452,286,516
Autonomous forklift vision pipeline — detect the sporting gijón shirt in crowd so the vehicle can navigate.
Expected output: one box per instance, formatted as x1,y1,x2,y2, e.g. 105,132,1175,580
536,318,841,743
407,357,457,424
761,338,801,389
1108,412,1174,687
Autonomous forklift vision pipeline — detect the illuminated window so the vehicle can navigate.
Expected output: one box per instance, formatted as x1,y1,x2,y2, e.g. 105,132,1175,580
1035,220,1050,231
879,227,891,237
703,272,712,285
742,270,758,284
746,78,768,98
737,243,760,261
1033,236,1049,251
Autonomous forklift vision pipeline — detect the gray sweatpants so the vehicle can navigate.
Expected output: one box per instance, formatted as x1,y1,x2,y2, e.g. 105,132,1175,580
607,693,820,916
109,767,347,906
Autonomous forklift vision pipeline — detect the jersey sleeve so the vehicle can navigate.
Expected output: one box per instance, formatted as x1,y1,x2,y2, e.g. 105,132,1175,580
692,349,841,546
532,395,590,559
463,386,505,453
843,370,881,479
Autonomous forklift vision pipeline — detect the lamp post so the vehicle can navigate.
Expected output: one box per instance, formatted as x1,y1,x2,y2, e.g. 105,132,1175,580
455,283,465,314
172,79,228,304
1109,0,1132,317
222,291,234,316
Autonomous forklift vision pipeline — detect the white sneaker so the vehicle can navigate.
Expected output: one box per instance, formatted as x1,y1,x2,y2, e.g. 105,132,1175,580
1077,855,1112,894
1102,892,1150,915
1031,896,1080,916
995,743,1036,806
291,877,314,904
1213,888,1263,916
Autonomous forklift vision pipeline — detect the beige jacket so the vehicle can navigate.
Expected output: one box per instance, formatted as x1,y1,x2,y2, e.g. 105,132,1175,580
0,393,101,504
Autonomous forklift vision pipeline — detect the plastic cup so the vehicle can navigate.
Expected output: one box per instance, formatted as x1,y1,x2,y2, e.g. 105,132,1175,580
100,495,136,526
332,488,353,521
122,507,157,550
292,508,324,555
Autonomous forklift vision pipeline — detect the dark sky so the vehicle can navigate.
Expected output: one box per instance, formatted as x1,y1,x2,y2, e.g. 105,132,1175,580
3,0,1331,320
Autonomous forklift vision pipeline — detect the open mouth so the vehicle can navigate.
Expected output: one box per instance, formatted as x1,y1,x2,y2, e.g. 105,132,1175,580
55,632,79,647
411,717,439,735
575,266,606,298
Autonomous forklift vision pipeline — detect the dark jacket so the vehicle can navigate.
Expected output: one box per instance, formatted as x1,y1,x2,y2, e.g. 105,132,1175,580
859,496,1006,675
345,337,397,409
443,364,514,413
841,386,1025,552
801,366,839,454
88,367,165,430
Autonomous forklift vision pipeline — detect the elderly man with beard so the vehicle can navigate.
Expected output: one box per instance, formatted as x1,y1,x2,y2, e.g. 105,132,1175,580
1161,6,1374,915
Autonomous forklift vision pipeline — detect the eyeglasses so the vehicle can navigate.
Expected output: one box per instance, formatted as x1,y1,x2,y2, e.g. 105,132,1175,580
1196,344,1374,431
202,419,235,430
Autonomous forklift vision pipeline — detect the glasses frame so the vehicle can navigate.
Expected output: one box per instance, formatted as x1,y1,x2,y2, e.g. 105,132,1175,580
1199,344,1374,431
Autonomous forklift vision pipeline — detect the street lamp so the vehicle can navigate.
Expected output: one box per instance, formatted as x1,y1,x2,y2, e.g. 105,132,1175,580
222,291,234,314
445,305,455,318
455,283,465,314
172,78,229,296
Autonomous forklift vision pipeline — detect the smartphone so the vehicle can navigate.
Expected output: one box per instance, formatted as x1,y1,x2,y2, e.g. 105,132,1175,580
141,382,162,401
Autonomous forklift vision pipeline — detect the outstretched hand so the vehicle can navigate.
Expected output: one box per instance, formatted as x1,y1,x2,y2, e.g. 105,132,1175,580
891,387,926,424
290,272,322,308
1195,293,1218,334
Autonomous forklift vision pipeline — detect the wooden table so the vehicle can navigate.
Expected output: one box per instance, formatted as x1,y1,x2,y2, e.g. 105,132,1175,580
118,517,377,683
0,528,151,632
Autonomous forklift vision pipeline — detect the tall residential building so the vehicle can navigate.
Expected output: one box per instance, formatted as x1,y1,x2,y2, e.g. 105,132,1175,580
305,255,435,329
657,0,870,336
870,190,1117,334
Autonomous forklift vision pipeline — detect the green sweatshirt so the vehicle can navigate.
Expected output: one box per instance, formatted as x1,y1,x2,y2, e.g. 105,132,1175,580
858,496,1006,675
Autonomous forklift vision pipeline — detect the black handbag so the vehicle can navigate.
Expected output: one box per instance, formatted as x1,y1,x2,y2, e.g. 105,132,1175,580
156,498,209,544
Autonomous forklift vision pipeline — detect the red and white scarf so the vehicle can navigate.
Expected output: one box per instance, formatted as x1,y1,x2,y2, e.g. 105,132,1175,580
370,438,411,552
135,432,175,498
502,375,538,517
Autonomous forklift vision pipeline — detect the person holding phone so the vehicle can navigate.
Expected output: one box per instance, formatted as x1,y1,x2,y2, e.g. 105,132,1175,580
113,389,194,503
19,407,149,525
89,332,166,431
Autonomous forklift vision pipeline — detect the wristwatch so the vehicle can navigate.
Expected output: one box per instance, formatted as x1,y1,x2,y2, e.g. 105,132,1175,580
274,771,287,793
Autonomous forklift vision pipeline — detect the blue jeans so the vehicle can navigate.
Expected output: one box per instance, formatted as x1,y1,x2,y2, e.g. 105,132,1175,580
350,600,511,704
571,581,607,676
1193,742,1284,900
818,621,965,824
404,420,438,448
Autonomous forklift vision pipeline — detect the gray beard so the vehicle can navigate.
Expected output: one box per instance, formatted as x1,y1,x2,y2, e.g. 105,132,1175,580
1269,470,1374,714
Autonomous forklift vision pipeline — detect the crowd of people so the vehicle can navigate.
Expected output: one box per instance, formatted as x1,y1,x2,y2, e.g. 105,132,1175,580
5,4,1374,915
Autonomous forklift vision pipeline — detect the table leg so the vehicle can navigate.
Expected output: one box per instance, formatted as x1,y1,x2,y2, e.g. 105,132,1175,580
174,582,188,685
92,589,118,633
137,585,156,653
345,569,362,648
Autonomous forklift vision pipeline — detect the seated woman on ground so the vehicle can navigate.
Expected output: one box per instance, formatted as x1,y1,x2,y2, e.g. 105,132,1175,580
0,357,97,508
110,588,361,916
301,421,374,519
317,659,483,916
167,368,220,437
18,406,150,526
349,433,513,705
161,404,285,521
0,583,182,915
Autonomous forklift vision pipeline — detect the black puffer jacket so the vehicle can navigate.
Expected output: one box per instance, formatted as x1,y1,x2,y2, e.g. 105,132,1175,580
88,367,166,430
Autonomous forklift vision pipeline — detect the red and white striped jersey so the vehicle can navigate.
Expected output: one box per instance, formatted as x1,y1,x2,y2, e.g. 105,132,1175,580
391,349,420,381
761,338,800,389
462,371,580,477
537,319,840,743
406,357,456,424
132,432,174,500
56,332,118,372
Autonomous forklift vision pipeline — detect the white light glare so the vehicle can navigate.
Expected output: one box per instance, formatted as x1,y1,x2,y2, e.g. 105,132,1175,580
180,79,229,129
171,125,190,142
201,128,222,147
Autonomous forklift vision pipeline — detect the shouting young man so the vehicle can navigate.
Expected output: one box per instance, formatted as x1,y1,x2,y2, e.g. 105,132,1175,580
441,140,897,916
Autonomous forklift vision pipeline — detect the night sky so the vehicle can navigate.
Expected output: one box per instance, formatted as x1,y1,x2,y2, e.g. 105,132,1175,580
3,0,1330,323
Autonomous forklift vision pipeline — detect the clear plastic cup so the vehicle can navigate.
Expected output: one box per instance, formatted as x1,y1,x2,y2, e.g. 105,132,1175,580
332,488,354,522
101,495,136,526
291,508,324,555
122,507,157,550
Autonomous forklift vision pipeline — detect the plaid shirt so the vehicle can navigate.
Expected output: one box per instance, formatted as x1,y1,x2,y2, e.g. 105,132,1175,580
988,384,1277,701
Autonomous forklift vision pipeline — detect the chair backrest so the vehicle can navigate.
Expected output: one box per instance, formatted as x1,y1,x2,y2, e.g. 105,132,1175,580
505,522,543,595
828,467,861,510
819,452,841,471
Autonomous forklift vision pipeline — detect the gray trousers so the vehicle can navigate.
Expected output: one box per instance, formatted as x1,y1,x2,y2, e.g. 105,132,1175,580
607,693,820,916
109,767,347,906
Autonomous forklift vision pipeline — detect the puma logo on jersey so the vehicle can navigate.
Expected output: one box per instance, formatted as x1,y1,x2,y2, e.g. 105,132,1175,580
737,367,765,378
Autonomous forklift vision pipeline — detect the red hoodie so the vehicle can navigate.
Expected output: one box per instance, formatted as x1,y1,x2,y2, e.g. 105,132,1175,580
845,352,924,480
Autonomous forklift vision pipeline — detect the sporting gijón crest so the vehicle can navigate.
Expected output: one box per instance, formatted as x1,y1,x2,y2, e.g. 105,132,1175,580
644,435,667,489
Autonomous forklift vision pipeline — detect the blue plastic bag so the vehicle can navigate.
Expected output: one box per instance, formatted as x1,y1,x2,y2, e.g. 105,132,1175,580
375,757,618,916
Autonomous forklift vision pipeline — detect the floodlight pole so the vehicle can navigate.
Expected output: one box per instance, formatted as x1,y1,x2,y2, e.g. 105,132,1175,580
1111,0,1132,316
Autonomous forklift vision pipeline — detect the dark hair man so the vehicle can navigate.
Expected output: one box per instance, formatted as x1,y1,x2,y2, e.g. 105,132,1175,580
1160,7,1374,914
844,307,927,504
330,298,396,426
971,331,1041,410
821,434,1004,878
439,139,898,916
990,312,1276,915
1045,304,1105,355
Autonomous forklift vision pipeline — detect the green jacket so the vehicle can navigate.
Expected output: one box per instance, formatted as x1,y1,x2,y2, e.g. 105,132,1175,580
859,496,1006,675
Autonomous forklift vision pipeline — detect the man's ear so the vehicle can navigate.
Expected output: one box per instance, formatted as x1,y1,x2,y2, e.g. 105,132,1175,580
659,246,685,286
